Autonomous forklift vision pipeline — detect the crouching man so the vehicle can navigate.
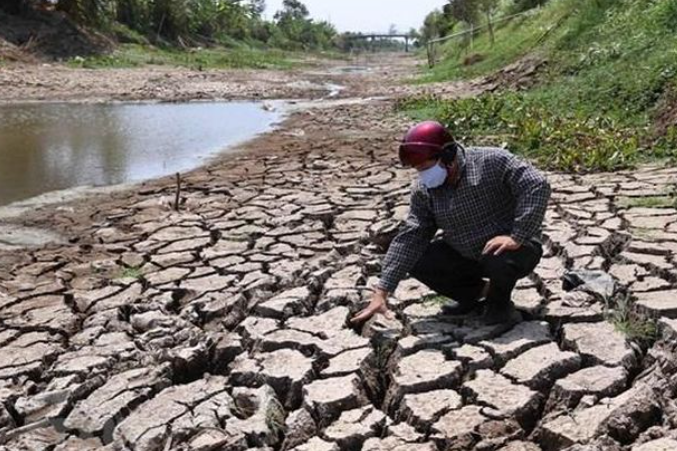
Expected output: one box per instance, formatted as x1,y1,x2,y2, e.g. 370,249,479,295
352,121,551,325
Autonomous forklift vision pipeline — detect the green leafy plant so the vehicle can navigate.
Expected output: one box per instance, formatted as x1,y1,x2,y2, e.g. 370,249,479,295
118,265,143,280
605,293,658,346
414,0,677,172
422,294,451,306
398,93,655,173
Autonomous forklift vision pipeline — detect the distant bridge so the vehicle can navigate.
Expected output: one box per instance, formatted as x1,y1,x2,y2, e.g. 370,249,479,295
345,33,415,52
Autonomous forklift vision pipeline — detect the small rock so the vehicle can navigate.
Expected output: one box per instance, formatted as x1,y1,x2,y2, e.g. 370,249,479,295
398,389,463,429
255,286,313,319
447,344,493,373
321,348,372,378
227,385,284,448
462,370,541,427
385,349,463,408
289,437,339,451
229,349,313,408
322,405,386,449
562,322,637,369
287,306,350,338
632,438,677,451
431,405,487,450
479,321,552,365
280,408,316,451
362,437,437,451
498,441,542,451
537,383,660,448
500,342,581,390
64,366,171,435
634,290,677,318
546,366,628,411
394,334,457,358
302,374,363,425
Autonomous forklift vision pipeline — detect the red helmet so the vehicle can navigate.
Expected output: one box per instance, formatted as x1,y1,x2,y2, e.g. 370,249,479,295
399,121,454,167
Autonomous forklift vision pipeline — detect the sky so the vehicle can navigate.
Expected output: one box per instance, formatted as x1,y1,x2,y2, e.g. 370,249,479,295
263,0,449,33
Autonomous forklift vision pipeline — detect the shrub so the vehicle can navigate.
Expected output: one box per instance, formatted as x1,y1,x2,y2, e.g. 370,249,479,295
397,93,660,173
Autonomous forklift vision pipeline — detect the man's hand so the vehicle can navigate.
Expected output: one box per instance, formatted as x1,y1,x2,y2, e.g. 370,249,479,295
350,288,393,324
483,235,521,256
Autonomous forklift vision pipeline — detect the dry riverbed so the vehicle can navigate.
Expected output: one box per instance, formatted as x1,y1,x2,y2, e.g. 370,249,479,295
1,53,677,451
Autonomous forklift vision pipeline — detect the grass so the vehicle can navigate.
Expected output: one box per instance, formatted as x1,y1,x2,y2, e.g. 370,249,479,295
66,43,302,70
405,0,677,173
398,93,676,173
606,293,658,345
265,397,286,437
117,265,143,280
422,294,451,306
617,196,677,209
421,1,573,83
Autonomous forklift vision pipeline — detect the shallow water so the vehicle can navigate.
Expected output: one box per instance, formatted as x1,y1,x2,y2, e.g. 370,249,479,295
0,101,281,206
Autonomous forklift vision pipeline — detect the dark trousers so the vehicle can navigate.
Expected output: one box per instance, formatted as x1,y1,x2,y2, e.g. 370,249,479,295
410,239,543,306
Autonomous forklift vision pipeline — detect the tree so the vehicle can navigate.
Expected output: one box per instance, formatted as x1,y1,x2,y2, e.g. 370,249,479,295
478,0,499,45
420,8,455,43
274,0,308,22
274,0,318,48
248,0,265,17
444,0,479,26
511,0,548,13
56,0,111,26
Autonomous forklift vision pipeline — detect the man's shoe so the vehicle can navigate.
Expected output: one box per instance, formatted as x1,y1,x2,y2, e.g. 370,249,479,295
441,300,480,316
482,302,521,326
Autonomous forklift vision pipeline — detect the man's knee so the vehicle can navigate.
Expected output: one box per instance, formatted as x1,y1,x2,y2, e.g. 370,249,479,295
481,253,521,285
410,240,448,278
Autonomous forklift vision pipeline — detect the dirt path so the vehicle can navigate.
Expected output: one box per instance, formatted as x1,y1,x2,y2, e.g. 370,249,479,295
1,53,677,451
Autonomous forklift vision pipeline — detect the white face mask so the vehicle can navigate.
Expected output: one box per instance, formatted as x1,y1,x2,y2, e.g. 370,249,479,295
419,162,447,189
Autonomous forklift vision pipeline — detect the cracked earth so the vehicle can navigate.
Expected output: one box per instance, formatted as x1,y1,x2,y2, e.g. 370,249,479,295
1,54,677,451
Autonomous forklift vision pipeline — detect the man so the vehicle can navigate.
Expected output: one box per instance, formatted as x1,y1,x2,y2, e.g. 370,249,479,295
351,121,550,325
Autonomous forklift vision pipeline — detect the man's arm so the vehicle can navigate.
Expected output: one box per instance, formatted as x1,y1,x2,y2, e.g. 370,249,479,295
352,186,437,323
502,153,551,244
377,186,437,293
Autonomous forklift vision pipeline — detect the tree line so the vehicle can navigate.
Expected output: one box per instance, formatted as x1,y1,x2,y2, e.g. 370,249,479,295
420,0,549,44
1,0,338,51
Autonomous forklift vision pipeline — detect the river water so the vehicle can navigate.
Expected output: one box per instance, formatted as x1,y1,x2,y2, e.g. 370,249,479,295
0,101,281,207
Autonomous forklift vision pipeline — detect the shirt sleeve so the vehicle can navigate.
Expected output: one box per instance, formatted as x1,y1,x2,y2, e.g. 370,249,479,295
377,185,437,293
501,153,551,244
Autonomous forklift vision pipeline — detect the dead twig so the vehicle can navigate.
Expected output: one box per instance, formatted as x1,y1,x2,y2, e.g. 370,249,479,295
173,172,181,212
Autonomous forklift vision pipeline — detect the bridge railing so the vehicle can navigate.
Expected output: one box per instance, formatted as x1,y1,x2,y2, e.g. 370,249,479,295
345,33,417,52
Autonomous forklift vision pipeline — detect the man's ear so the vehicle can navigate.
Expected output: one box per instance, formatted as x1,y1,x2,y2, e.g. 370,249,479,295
440,142,458,165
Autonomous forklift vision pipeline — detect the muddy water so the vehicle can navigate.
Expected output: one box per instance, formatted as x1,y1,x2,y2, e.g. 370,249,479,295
0,101,281,206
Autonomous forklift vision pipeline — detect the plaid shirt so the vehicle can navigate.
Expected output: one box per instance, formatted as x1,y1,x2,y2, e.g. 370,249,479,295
378,145,551,293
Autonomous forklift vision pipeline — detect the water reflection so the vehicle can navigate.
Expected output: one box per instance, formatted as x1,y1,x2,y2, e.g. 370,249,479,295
0,102,280,206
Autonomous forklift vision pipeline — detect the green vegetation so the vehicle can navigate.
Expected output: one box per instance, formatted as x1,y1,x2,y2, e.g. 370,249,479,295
398,93,675,173
606,294,658,345
3,0,338,56
617,196,677,209
118,265,144,280
265,397,286,437
422,294,450,306
407,0,677,173
67,43,299,69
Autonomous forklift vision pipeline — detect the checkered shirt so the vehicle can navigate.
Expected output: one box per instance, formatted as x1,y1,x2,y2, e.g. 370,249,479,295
377,145,551,293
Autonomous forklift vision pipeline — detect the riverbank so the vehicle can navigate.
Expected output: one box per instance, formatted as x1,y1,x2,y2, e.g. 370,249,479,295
1,51,677,451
